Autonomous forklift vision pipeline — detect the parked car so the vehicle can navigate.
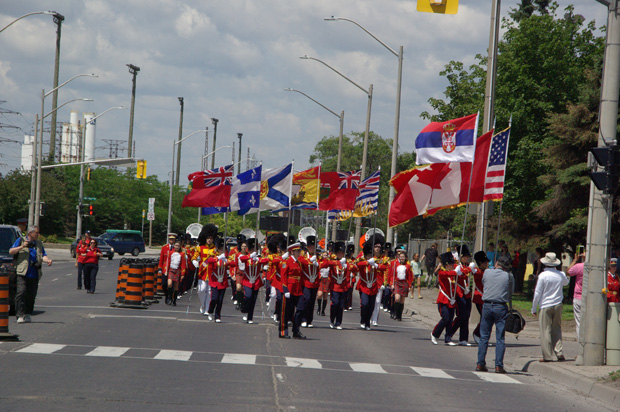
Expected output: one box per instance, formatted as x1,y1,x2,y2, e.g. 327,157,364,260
99,230,145,256
0,225,21,316
70,237,115,260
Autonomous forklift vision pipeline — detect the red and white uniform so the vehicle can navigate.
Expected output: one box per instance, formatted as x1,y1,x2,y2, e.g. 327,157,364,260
281,256,303,296
436,267,459,308
299,253,321,290
608,272,620,303
356,260,379,295
472,267,485,306
325,258,349,293
206,256,230,289
158,243,175,275
193,244,217,281
390,260,413,296
455,263,472,299
239,254,263,290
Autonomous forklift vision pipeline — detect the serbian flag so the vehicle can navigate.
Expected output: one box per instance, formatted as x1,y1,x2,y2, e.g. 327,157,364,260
182,165,233,208
415,113,478,165
319,170,360,211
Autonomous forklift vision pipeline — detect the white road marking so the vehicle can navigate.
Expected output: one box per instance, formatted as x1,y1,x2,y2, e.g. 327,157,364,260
154,350,192,361
51,278,59,282
17,343,66,354
87,314,177,321
85,346,130,357
65,273,73,277
411,367,456,379
221,353,257,365
276,373,285,382
285,357,322,369
473,372,522,384
349,362,387,374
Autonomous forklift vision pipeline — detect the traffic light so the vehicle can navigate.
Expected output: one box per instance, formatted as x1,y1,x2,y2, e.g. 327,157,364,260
89,204,94,216
79,204,84,215
136,160,147,179
590,145,620,195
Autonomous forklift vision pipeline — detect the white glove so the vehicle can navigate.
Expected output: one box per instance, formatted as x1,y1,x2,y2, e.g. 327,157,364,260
192,260,199,268
310,256,317,263
455,265,463,276
282,252,289,260
263,265,269,271
218,253,226,261
380,284,385,290
469,262,476,270
372,263,378,269
367,258,375,265
250,252,257,259
284,292,291,299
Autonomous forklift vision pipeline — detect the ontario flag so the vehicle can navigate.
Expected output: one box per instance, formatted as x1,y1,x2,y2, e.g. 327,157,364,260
182,164,234,208
415,113,478,165
318,170,360,211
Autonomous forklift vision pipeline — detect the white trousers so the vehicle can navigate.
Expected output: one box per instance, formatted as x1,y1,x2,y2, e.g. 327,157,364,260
266,286,277,317
371,290,383,324
573,298,582,342
197,279,211,311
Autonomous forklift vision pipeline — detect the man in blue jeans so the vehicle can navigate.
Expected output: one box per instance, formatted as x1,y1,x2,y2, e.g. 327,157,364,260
476,255,514,374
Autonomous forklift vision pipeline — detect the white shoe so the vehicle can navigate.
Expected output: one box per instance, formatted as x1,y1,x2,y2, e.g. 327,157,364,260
336,326,343,330
16,317,25,324
243,316,248,321
371,321,378,326
365,326,371,331
360,324,365,329
430,334,438,345
348,307,353,310
207,314,213,321
329,323,334,329
203,311,210,316
459,341,472,347
383,308,388,312
344,309,348,312
301,322,307,328
215,319,221,323
446,341,458,346
199,305,205,314
307,324,313,328
248,320,254,324
233,300,238,305
24,315,31,323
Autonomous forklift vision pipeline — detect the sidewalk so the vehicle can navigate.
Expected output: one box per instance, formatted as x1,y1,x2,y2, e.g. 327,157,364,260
403,285,620,408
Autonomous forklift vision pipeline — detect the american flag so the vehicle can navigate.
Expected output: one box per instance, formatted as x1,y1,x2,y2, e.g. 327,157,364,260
338,170,361,189
202,165,234,187
483,128,510,201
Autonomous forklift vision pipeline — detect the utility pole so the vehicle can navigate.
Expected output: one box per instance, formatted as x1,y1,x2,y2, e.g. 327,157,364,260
126,64,140,158
175,97,184,185
237,133,243,174
211,118,219,169
581,0,620,366
47,12,64,162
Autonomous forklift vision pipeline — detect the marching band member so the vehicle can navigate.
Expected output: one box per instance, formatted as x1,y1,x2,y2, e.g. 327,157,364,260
264,234,285,322
158,233,177,305
607,258,619,303
228,234,245,304
472,251,490,342
299,235,320,328
279,242,306,339
192,224,218,314
234,239,249,310
316,251,331,316
239,238,263,324
345,244,356,311
205,238,230,322
356,241,380,330
391,250,413,321
431,252,460,345
166,240,186,306
370,236,388,326
382,242,394,315
326,241,350,330
448,246,473,346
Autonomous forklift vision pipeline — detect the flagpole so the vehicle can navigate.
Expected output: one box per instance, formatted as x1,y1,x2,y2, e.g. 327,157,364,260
493,116,511,257
458,112,481,253
315,164,324,245
286,161,294,248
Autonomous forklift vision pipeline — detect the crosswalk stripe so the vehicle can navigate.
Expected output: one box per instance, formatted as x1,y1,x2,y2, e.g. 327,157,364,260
154,350,192,361
221,353,257,365
411,367,455,379
349,362,387,374
85,346,130,357
473,372,522,384
285,357,322,369
16,343,66,354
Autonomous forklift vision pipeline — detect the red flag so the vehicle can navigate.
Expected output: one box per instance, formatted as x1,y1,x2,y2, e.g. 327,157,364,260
182,165,233,208
318,170,360,211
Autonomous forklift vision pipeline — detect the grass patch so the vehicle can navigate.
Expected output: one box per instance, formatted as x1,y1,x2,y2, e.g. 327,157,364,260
605,370,620,382
512,290,574,321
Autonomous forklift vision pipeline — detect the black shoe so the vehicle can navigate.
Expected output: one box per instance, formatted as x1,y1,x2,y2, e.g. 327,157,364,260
476,364,488,372
77,287,82,290
279,334,290,339
495,366,507,374
293,332,306,340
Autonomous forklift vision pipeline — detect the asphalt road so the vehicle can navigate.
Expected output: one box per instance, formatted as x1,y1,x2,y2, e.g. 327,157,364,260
0,258,613,411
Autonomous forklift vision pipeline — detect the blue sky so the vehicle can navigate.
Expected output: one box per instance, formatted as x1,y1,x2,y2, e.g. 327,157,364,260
0,0,607,182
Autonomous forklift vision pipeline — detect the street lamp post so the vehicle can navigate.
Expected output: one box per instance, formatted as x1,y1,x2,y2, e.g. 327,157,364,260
0,10,56,33
126,64,140,158
176,97,184,185
299,55,373,253
48,12,65,163
211,118,219,169
284,87,345,241
33,97,94,227
30,73,97,226
325,16,403,245
76,106,126,239
167,130,208,235
237,133,243,174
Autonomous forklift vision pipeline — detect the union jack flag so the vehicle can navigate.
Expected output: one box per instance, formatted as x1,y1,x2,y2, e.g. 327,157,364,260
202,165,234,187
338,170,361,189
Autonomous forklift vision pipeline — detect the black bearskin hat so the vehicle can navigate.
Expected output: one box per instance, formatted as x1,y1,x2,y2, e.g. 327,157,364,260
197,224,218,246
268,233,286,254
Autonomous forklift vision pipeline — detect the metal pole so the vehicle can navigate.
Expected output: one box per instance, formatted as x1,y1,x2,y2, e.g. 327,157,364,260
35,90,45,226
47,13,64,163
581,0,620,366
28,115,38,227
353,84,373,255
211,118,219,169
167,141,175,235
237,133,243,174
332,110,345,242
474,0,501,253
76,122,85,239
386,46,403,244
175,97,184,185
127,64,140,158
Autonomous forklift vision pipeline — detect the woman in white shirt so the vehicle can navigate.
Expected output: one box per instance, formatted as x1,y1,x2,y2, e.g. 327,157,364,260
410,253,422,299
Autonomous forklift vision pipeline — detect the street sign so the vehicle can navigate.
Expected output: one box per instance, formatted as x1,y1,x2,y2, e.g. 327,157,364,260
148,198,155,214
417,0,459,14
83,197,96,201
147,212,155,221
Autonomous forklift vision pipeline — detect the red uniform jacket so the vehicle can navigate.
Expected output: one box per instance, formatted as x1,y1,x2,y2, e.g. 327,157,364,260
390,260,413,287
77,240,89,264
158,243,175,275
206,256,230,289
472,267,484,305
281,256,303,296
325,259,349,293
262,254,283,292
239,254,263,290
83,247,100,265
356,260,379,295
455,263,472,299
299,253,321,289
608,272,620,303
193,245,217,281
436,268,459,308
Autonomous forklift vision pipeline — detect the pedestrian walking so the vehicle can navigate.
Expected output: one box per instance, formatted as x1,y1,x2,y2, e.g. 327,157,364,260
83,238,102,294
421,243,439,288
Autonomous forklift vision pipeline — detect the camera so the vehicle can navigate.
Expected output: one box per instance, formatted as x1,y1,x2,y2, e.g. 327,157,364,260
27,240,36,248
30,261,42,269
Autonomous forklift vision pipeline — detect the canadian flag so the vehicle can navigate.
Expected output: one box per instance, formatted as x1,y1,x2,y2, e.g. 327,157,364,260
389,129,496,227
